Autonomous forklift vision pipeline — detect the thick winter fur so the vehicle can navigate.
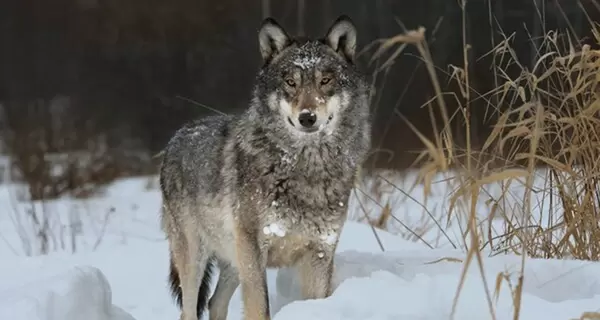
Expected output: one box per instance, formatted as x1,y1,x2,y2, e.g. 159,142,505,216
160,15,372,320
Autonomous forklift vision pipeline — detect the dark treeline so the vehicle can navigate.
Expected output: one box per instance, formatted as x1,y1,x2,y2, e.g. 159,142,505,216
0,0,598,173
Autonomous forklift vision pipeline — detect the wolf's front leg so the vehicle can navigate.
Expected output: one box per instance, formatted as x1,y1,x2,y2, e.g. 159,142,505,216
234,223,270,320
298,245,336,299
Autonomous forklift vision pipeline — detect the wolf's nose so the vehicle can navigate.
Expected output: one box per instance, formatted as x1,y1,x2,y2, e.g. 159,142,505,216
298,112,317,128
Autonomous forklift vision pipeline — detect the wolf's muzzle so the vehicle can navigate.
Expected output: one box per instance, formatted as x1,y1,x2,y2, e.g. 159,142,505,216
298,111,317,128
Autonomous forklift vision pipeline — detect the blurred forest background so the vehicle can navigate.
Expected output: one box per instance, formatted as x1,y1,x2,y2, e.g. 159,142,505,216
0,0,598,200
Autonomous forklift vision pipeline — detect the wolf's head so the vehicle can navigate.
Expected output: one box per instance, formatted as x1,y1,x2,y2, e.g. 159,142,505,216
250,15,369,140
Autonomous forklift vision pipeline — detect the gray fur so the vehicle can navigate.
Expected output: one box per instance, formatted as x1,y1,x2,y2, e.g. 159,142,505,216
160,15,372,320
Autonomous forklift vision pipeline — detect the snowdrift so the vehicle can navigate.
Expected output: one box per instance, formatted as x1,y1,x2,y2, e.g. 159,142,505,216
0,266,134,320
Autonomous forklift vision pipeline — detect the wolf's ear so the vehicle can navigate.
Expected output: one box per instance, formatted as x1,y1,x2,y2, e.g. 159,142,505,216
259,18,291,64
324,15,357,63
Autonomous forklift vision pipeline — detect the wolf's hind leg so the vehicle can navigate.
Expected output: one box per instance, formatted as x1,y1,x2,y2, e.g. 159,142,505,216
208,259,240,320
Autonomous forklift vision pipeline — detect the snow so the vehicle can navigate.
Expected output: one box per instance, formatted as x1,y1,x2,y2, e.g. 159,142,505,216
346,168,567,252
292,56,321,70
263,223,287,237
319,231,337,245
0,170,599,320
0,266,134,320
275,250,600,319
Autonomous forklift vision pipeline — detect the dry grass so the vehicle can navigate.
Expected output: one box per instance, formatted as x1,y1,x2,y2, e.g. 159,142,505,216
360,3,600,320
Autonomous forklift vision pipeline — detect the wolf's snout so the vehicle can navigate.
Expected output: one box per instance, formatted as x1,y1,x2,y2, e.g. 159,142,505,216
298,111,317,128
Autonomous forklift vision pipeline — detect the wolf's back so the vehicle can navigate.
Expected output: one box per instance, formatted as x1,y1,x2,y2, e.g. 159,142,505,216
159,114,235,203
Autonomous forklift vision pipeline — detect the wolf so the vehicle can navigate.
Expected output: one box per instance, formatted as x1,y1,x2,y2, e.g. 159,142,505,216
159,15,372,320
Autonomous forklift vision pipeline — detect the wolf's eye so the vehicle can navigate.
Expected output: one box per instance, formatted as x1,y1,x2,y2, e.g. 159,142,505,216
320,77,332,86
285,79,296,87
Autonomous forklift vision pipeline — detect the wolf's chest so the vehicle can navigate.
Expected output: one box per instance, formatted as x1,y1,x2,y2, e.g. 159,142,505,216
259,215,340,244
258,213,341,267
240,144,356,201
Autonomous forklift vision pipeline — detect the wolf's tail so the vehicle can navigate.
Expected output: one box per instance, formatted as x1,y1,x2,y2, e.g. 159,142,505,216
168,254,214,318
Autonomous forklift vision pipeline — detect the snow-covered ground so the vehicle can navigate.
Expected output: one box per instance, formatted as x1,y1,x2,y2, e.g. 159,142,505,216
1,171,599,320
